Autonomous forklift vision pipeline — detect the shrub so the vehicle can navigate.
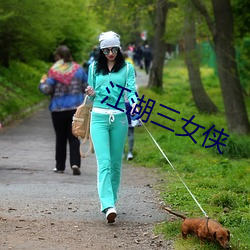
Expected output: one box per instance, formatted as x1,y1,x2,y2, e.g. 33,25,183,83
210,191,237,209
215,135,250,159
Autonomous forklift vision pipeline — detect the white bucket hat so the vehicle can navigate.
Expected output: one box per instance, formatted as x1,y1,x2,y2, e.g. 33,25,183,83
99,31,121,49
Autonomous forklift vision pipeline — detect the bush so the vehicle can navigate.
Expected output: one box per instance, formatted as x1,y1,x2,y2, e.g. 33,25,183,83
215,135,250,158
0,60,49,123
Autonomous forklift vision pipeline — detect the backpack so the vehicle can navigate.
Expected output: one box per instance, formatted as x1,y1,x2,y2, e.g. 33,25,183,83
72,95,93,158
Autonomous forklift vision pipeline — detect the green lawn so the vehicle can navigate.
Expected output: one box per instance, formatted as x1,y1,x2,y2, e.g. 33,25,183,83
1,58,249,249
127,58,250,250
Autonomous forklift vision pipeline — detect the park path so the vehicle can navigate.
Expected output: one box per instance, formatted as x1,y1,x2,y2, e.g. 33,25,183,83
136,68,149,88
0,69,173,250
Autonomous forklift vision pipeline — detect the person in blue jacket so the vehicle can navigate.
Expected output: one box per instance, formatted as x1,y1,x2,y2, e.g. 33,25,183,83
85,31,138,223
39,45,88,176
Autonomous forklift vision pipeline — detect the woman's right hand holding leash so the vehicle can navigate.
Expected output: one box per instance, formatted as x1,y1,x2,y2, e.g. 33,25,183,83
85,86,95,97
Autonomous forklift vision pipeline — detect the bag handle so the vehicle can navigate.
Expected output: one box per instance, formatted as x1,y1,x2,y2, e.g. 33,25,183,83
79,113,94,158
79,136,94,158
83,94,88,105
79,95,94,158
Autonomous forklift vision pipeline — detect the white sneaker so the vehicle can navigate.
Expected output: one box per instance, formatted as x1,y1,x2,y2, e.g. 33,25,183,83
127,152,133,160
53,168,64,173
72,165,81,175
105,207,117,223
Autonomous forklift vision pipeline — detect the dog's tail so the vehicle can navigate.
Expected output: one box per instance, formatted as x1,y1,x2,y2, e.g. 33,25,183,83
162,206,187,220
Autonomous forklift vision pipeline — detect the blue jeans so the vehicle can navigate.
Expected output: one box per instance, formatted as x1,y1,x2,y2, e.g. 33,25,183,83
90,111,128,212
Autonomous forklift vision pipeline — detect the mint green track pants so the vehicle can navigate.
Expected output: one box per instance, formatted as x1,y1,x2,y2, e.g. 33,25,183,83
90,111,128,212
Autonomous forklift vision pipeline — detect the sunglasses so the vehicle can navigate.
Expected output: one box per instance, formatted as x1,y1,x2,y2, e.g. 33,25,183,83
102,47,119,55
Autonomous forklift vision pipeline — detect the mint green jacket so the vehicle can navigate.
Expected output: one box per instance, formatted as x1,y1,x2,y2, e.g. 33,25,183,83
87,62,137,110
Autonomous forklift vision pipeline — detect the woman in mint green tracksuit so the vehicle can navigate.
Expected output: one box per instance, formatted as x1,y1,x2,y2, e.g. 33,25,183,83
86,31,138,223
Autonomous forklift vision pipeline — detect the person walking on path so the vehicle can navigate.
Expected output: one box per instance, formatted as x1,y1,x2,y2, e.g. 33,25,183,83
143,44,153,75
85,31,138,223
125,101,135,160
123,52,137,160
39,45,88,176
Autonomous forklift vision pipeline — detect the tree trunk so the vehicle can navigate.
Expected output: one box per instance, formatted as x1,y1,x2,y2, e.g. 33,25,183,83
191,0,250,134
184,3,218,114
212,0,250,134
147,0,168,89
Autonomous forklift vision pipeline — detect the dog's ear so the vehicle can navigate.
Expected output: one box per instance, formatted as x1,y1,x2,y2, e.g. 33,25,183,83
227,230,230,240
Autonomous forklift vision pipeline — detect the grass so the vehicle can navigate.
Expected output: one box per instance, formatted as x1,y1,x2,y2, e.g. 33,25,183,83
127,58,250,250
0,60,50,124
1,57,249,249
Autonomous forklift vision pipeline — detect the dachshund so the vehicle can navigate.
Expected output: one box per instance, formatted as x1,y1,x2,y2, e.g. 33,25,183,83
162,206,231,249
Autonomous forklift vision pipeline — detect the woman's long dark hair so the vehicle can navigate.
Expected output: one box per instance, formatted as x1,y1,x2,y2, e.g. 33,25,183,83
95,48,126,75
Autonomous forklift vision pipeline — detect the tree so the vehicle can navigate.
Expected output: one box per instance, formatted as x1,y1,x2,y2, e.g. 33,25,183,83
184,1,218,113
191,0,250,134
232,0,250,95
0,0,97,66
148,0,177,89
232,0,250,40
91,0,155,48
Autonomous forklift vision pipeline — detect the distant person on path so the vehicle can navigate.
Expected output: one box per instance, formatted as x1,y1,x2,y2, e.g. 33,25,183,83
123,52,137,160
85,46,99,72
85,31,138,223
88,46,99,64
143,44,152,74
124,89,142,161
39,45,88,175
125,101,135,160
134,44,144,69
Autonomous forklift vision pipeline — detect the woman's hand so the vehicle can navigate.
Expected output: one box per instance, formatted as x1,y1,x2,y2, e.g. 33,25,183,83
130,102,138,115
85,86,96,97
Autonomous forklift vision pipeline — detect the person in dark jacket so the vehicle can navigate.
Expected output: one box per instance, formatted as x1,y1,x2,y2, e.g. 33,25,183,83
39,45,88,175
143,44,152,74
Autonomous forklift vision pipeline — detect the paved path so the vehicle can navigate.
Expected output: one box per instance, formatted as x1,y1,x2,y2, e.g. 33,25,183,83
135,68,149,88
0,71,174,249
0,107,164,224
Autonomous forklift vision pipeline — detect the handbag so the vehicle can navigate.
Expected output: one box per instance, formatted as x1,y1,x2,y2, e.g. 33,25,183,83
72,95,93,158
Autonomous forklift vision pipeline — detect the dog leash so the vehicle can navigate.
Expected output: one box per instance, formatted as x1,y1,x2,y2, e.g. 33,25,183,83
141,121,209,218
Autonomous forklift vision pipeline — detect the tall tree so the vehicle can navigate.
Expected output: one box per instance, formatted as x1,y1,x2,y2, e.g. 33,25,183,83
191,0,250,134
148,0,177,89
184,1,218,113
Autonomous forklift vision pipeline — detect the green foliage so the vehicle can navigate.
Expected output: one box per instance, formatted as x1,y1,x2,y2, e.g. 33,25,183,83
199,39,250,96
92,0,156,46
0,60,49,122
129,58,250,249
0,0,99,66
232,0,250,39
164,0,213,45
236,37,250,95
165,3,184,44
215,134,250,158
210,191,238,209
